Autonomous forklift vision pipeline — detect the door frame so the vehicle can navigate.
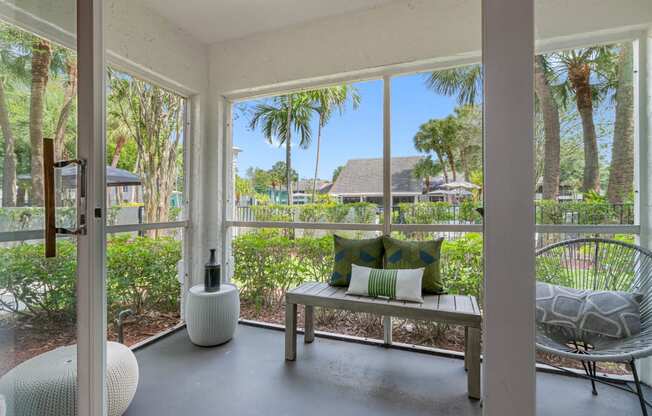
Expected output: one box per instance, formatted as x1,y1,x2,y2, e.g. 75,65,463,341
76,0,107,414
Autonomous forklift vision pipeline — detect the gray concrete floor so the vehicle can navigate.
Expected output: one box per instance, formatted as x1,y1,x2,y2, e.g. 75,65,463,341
125,324,648,416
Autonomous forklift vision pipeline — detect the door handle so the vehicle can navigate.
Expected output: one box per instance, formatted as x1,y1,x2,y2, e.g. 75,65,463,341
43,138,87,258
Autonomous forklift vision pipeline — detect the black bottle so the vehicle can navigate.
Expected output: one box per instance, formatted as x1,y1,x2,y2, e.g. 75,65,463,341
204,249,221,292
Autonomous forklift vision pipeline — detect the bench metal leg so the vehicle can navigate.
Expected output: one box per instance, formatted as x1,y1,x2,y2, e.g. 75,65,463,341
464,326,469,371
304,305,315,344
383,316,392,346
285,301,297,361
467,327,481,400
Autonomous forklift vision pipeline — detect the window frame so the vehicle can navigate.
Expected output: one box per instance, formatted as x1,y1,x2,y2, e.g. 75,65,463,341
222,30,644,281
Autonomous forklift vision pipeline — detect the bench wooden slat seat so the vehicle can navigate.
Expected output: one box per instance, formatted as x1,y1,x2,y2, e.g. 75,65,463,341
284,282,482,400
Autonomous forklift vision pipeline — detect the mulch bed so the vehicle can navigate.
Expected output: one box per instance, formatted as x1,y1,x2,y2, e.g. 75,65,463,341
0,311,181,377
240,300,630,376
0,302,630,379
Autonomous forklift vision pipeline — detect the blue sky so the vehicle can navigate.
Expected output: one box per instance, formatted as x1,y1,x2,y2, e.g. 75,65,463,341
233,73,459,181
232,70,616,181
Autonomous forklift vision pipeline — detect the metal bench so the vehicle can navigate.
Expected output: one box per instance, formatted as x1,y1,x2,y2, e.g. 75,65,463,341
285,282,482,400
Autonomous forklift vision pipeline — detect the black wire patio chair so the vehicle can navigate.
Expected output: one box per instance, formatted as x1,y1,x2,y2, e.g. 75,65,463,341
536,238,652,416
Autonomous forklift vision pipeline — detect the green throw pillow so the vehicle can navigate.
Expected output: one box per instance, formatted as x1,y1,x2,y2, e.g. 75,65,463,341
383,236,444,294
330,235,384,286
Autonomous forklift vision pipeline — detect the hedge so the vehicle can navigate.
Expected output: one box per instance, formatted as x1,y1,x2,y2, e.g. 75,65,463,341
241,202,377,223
0,236,182,322
0,206,184,232
238,200,633,226
232,230,484,307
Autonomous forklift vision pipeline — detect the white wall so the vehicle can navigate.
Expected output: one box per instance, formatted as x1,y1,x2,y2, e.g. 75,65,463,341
209,0,652,96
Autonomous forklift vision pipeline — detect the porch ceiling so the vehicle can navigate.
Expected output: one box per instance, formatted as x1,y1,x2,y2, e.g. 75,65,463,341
125,324,648,416
139,0,398,44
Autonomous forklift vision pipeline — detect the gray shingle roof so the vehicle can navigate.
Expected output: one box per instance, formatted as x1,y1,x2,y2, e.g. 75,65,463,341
294,179,331,193
330,156,432,196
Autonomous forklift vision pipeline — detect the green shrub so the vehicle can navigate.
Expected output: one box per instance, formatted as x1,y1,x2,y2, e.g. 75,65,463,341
534,200,631,225
0,236,182,322
232,231,484,307
107,235,182,315
248,202,377,224
232,230,332,307
441,234,483,301
0,240,77,321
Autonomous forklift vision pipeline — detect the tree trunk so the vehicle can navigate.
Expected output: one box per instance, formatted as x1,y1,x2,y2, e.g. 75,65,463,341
286,94,293,207
460,148,470,181
437,153,449,183
568,62,600,193
29,39,52,206
53,58,77,161
534,55,561,200
445,150,457,181
312,120,323,203
111,135,127,167
0,78,17,207
607,44,634,204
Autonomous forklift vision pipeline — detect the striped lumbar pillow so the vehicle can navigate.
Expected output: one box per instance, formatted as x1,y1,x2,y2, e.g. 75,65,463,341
347,264,424,303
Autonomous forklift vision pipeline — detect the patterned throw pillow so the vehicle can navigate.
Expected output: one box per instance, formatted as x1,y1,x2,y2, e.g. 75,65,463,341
330,235,384,286
347,264,424,303
536,282,642,340
383,236,444,294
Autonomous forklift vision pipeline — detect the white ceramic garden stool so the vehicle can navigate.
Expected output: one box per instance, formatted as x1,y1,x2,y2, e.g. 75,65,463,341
0,341,138,416
186,283,240,346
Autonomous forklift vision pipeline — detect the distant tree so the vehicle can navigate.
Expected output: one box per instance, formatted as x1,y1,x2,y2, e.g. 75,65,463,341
246,167,273,193
109,70,184,224
426,60,564,199
425,65,482,106
249,93,313,207
0,25,30,207
28,38,52,205
606,43,634,204
413,117,459,182
269,161,298,188
235,175,254,204
413,156,442,193
332,165,344,182
547,46,616,193
534,55,561,200
307,85,360,201
52,53,77,162
453,105,482,180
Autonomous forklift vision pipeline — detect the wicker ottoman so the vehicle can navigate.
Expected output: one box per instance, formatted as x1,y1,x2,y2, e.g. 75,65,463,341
0,342,138,416
186,283,240,346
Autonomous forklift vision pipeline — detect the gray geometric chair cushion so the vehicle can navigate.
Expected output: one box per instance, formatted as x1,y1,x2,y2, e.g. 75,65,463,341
536,282,642,341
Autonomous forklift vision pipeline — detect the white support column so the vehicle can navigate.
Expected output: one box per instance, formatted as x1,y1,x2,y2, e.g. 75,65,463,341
220,99,234,282
76,0,106,414
382,75,393,345
636,30,652,384
482,0,535,413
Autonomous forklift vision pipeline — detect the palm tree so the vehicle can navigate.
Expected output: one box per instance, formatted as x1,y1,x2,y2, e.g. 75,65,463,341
413,118,459,182
425,60,564,199
0,75,16,207
249,93,313,206
534,55,561,200
425,65,482,105
28,38,52,206
53,53,77,162
0,26,30,207
308,85,360,201
548,47,615,193
606,43,634,204
413,156,442,193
